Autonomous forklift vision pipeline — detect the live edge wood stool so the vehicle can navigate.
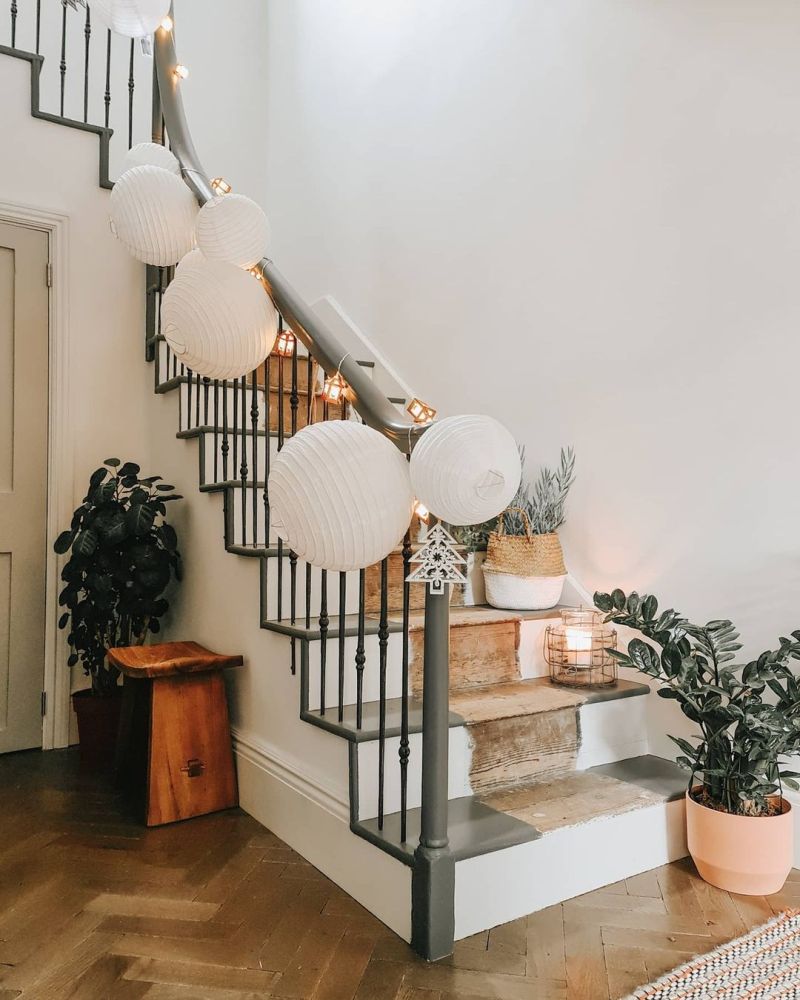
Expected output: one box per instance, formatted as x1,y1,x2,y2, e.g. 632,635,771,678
108,641,243,827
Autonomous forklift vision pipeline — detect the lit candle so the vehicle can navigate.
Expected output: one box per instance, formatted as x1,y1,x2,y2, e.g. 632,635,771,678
565,627,592,665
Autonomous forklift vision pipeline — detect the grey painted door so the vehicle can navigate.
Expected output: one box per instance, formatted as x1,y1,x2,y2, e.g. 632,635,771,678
0,222,49,753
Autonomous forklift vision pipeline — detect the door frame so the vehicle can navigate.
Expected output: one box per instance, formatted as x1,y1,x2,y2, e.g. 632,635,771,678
0,201,72,750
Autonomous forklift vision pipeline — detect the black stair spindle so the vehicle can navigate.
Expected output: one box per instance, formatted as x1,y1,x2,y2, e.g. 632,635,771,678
355,568,366,730
10,0,17,49
194,372,200,428
400,530,412,842
185,366,193,433
127,37,135,148
288,337,298,620
231,369,238,473
59,2,67,117
103,29,111,128
276,345,285,622
338,572,346,722
378,557,389,829
263,355,270,550
213,380,220,483
35,0,41,54
202,376,210,426
83,5,91,123
221,379,229,481
306,355,314,426
239,375,248,546
319,570,328,716
250,367,259,546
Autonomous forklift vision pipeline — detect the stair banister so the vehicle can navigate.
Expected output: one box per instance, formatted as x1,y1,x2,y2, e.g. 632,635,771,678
152,12,455,959
152,23,423,452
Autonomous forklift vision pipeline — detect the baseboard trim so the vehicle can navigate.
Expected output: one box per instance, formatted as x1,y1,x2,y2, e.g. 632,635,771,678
231,726,350,823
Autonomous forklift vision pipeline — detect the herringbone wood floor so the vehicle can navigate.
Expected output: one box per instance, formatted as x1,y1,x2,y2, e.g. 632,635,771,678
0,750,797,999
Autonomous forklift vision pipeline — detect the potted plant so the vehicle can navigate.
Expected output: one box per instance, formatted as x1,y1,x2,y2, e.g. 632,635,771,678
594,588,800,895
481,446,575,610
54,459,182,768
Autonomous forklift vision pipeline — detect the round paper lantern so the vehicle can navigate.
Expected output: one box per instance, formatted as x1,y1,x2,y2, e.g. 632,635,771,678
269,422,414,572
161,250,278,379
110,165,197,266
89,0,170,37
195,194,270,269
410,414,521,525
123,142,180,176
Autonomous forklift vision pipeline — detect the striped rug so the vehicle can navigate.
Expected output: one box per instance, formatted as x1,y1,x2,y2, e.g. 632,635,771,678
625,909,800,999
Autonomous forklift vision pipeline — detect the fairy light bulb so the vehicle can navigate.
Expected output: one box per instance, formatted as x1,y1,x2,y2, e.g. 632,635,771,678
160,15,173,31
275,329,296,357
210,177,232,196
414,500,430,522
407,397,437,424
174,64,189,80
322,371,348,405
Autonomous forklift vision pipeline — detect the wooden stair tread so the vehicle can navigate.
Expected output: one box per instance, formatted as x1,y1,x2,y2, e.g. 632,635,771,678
407,604,565,632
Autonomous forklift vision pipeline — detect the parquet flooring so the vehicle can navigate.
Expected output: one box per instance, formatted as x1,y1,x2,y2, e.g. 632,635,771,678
1,749,797,999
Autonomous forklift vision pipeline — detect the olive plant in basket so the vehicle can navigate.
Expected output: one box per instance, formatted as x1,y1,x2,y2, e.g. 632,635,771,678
480,446,575,611
594,587,800,894
54,459,183,697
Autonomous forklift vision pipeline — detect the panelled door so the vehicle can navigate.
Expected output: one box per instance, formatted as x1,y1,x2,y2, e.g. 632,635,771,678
0,222,49,753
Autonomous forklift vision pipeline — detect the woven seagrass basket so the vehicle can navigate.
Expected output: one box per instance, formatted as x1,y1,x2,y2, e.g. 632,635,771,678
483,507,566,610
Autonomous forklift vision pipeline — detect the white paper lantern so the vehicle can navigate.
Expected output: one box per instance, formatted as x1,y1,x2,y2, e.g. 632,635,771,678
90,0,170,37
123,142,180,176
161,250,278,380
110,165,197,266
195,194,270,269
269,422,414,572
410,414,521,526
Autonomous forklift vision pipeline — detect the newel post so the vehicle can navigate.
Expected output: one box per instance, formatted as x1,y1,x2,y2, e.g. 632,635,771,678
411,580,455,960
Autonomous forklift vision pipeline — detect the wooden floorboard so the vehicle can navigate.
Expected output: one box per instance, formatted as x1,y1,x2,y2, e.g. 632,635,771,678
0,748,795,999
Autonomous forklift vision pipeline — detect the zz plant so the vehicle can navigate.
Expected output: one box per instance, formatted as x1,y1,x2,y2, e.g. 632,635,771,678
594,589,800,817
54,459,182,696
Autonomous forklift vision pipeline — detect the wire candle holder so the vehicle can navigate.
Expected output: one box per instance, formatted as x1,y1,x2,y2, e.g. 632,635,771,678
545,608,618,688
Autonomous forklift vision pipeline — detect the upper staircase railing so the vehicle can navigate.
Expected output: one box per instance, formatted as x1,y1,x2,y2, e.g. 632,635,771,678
4,0,454,961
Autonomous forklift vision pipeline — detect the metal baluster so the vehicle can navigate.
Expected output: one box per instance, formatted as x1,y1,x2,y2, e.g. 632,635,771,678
276,340,284,621
378,557,389,829
35,0,41,54
263,355,270,543
400,530,412,842
10,0,17,48
194,372,200,428
186,366,193,433
319,571,329,715
338,572,346,722
289,338,298,624
203,376,210,426
355,568,366,729
59,2,67,117
222,379,229,481
231,370,238,473
127,38,135,148
250,368,258,546
104,29,111,128
239,375,248,546
304,353,313,640
213,380,220,483
83,5,91,123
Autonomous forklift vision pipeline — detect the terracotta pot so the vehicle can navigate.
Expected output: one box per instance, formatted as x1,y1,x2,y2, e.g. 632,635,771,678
686,787,794,895
72,689,122,771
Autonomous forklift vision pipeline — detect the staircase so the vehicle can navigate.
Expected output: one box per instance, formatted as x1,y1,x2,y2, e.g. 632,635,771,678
1,3,689,962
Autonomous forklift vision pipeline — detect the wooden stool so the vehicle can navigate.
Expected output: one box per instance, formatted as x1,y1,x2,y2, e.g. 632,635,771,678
108,641,243,827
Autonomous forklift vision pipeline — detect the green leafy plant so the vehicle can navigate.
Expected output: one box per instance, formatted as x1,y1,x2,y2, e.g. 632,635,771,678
445,446,576,549
54,459,182,696
594,588,800,817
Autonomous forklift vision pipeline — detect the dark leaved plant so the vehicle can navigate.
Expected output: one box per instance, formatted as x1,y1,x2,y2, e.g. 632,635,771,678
594,589,800,817
54,459,182,696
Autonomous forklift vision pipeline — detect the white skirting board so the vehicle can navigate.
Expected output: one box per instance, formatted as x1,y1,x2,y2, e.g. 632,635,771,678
453,798,688,940
234,731,413,942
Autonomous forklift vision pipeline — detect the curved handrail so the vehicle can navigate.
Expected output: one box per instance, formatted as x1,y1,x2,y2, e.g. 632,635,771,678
153,24,423,452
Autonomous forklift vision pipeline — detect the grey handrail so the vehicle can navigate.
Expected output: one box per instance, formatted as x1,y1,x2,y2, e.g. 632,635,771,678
153,27,423,451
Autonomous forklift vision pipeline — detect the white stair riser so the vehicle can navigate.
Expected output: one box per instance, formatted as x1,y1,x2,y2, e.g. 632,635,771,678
263,564,377,621
454,798,688,939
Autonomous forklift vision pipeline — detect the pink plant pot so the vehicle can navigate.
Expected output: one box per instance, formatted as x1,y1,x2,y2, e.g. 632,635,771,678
686,788,794,896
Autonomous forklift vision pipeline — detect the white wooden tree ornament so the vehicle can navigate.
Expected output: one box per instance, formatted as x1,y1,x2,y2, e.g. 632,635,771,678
406,523,467,596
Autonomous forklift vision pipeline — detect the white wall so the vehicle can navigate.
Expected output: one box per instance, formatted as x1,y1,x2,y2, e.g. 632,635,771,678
261,0,800,663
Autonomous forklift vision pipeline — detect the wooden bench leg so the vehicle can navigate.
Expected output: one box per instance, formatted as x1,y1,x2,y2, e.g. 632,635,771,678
146,672,238,826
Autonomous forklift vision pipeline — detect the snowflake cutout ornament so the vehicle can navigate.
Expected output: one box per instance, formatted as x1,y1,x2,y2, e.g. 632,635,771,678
406,523,467,596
